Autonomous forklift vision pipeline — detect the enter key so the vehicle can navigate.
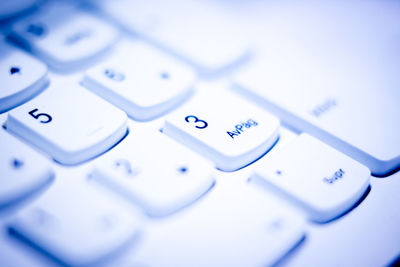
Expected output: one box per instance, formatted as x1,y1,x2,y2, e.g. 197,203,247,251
251,133,370,223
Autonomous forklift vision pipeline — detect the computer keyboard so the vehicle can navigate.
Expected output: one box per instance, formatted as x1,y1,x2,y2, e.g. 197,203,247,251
0,0,399,266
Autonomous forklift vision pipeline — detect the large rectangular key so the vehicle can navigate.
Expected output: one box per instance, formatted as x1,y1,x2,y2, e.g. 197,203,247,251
233,60,400,176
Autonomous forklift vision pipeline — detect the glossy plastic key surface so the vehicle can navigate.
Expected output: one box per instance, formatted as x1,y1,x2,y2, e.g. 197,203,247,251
7,83,127,165
90,128,215,217
83,40,195,121
251,133,370,222
164,90,280,171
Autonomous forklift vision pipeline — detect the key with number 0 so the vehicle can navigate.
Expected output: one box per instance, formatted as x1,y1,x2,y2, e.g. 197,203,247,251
163,90,280,171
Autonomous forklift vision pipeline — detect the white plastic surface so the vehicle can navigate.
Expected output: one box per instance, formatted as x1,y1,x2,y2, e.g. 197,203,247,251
164,90,280,171
231,0,400,176
11,2,119,70
252,133,371,222
0,41,48,113
0,129,54,207
91,128,215,216
1,1,400,267
7,83,127,165
83,40,195,121
8,179,141,266
92,0,251,75
130,179,305,267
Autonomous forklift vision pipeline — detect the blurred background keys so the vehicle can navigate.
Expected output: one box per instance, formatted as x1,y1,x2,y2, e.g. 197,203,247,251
0,40,48,113
231,2,400,176
90,129,215,217
83,40,195,121
9,2,119,71
8,180,141,266
0,129,54,208
89,0,251,76
7,83,127,165
233,63,400,176
130,180,305,267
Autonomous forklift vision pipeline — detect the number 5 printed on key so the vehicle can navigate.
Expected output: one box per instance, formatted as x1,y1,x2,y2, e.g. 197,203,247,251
29,109,52,123
185,115,208,129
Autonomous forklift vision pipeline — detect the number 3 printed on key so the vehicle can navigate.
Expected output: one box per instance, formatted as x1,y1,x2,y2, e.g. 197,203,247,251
185,115,208,129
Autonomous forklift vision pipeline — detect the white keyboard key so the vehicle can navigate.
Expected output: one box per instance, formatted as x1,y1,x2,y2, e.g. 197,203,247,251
164,91,280,171
0,41,48,113
91,129,215,217
83,41,195,121
252,133,370,222
132,180,305,267
233,57,400,176
7,83,127,165
0,129,54,208
92,0,251,75
8,180,141,266
10,3,118,70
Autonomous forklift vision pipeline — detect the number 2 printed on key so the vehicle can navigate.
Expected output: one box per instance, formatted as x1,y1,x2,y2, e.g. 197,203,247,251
185,115,208,129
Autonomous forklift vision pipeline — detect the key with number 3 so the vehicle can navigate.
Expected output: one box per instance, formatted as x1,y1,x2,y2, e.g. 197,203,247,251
164,90,280,171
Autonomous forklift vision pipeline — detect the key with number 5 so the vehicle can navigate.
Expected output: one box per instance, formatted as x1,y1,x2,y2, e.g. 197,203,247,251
164,90,280,171
6,83,127,165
